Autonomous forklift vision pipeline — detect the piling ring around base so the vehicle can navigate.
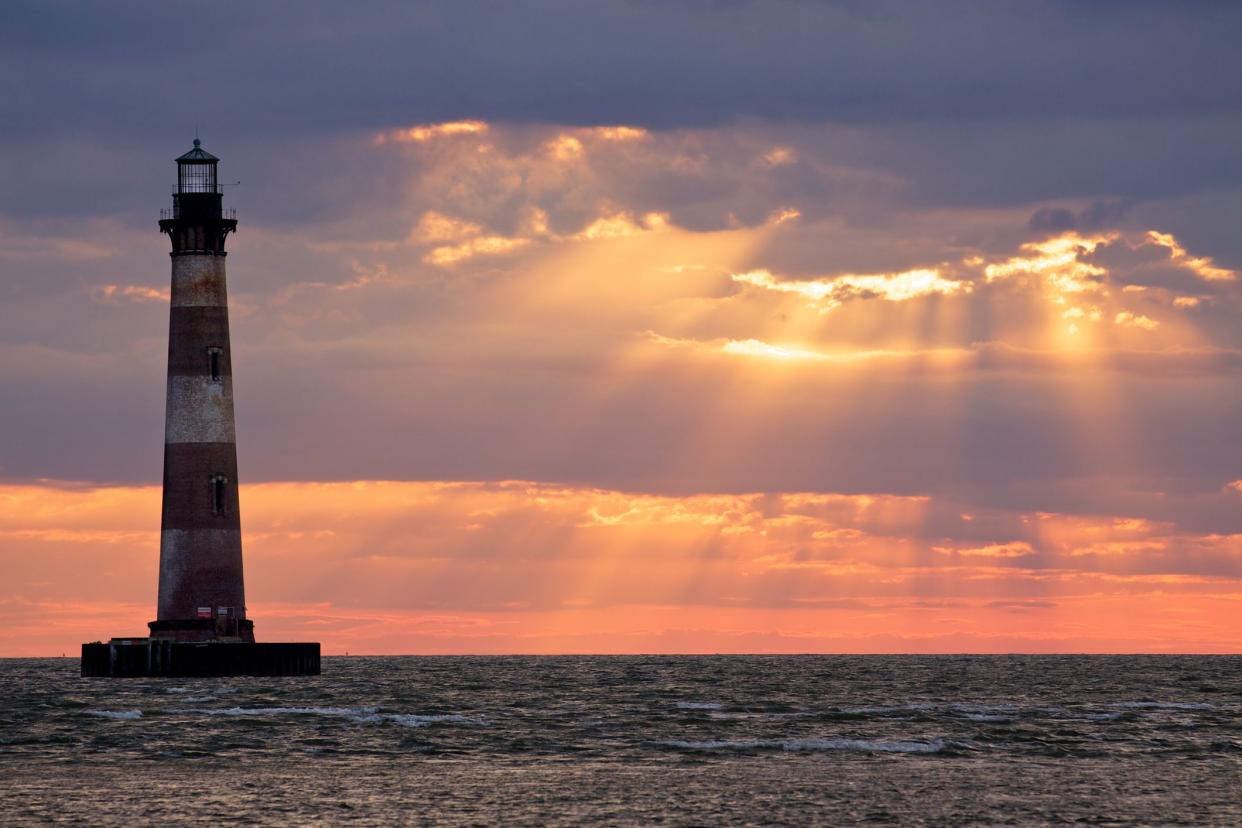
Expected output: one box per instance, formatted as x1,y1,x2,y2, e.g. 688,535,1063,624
81,640,321,677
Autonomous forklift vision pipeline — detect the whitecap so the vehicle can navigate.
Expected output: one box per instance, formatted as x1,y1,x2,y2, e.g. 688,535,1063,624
188,706,481,727
87,710,142,720
841,703,935,715
1110,701,1214,711
659,737,949,754
384,713,480,728
784,738,949,754
709,712,796,721
194,706,380,718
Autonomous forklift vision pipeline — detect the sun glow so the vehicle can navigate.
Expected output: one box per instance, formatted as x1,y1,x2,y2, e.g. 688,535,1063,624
721,339,826,360
591,126,648,141
1145,230,1235,281
376,120,490,144
732,267,967,310
575,211,670,240
985,232,1115,293
2,480,1239,655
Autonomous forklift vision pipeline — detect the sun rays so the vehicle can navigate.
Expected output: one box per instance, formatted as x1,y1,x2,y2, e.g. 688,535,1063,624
1,480,1238,654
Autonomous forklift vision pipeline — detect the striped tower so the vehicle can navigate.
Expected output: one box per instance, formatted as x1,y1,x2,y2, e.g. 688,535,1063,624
151,140,253,643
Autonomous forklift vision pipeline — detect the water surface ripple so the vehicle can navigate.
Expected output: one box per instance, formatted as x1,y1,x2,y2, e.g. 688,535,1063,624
1,655,1239,824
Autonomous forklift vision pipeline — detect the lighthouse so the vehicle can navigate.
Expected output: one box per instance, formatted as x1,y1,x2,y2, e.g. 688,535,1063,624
151,139,250,643
81,141,319,676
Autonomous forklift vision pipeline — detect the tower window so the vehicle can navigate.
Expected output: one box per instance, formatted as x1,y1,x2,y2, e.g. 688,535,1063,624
207,347,223,383
210,475,228,515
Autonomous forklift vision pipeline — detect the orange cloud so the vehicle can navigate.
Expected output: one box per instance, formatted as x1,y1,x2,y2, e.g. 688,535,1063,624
590,126,648,142
375,120,490,144
546,134,584,160
94,284,169,303
3,480,1239,656
574,210,670,240
409,210,533,265
732,267,967,310
1114,311,1159,331
936,542,1036,558
1145,230,1235,281
984,232,1114,292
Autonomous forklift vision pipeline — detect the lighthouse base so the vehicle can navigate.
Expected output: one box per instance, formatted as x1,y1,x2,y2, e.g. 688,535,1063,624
80,639,320,677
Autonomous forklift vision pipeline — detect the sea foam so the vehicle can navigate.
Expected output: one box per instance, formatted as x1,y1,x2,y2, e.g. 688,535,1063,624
189,706,481,727
660,737,950,754
194,706,379,718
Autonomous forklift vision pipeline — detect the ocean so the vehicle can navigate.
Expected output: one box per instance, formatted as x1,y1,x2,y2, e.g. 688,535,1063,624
1,655,1239,825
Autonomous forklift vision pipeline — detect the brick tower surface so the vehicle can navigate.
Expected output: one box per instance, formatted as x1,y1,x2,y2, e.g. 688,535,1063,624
151,139,252,643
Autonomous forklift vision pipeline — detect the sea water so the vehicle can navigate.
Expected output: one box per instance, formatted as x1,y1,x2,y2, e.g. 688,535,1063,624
1,655,1239,825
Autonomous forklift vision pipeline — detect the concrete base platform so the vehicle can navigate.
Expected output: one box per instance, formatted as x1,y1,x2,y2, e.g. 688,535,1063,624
81,638,320,677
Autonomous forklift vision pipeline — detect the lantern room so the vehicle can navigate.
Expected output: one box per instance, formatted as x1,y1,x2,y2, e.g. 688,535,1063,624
176,138,219,193
160,138,237,254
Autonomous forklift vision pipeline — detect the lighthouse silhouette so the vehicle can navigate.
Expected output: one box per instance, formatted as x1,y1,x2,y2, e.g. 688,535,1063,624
81,141,319,676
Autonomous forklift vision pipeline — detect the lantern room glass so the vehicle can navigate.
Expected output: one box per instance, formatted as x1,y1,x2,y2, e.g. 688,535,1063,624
178,161,217,194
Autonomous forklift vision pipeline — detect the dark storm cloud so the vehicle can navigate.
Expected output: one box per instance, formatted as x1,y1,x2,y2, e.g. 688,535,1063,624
1,1,1239,225
1,0,1239,136
1029,201,1129,234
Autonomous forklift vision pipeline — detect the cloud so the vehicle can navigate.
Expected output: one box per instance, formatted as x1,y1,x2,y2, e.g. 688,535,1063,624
4,3,1241,137
1028,200,1129,234
1145,230,1235,281
1114,311,1160,331
937,542,1036,559
984,232,1114,293
375,120,489,144
0,114,1238,566
2,4,1240,656
573,210,670,240
425,236,530,266
732,267,968,310
2,480,1240,655
93,284,169,304
984,600,1056,611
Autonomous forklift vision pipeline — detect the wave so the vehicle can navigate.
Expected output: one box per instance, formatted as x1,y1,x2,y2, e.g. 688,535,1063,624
166,686,236,694
87,710,142,720
1111,702,1214,711
194,706,380,718
659,737,951,754
188,706,481,728
383,713,480,729
841,704,923,714
675,702,723,710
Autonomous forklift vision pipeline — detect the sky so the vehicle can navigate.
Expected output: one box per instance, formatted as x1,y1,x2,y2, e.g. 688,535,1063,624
2,1,1241,655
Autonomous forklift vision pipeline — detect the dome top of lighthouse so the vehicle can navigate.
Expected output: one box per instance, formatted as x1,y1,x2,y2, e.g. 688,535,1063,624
176,138,218,163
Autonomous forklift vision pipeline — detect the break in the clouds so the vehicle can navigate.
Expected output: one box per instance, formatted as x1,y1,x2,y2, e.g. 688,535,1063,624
1,2,1240,653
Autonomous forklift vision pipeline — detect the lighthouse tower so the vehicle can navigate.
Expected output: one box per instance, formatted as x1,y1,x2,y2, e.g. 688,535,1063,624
150,140,251,643
81,141,318,676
